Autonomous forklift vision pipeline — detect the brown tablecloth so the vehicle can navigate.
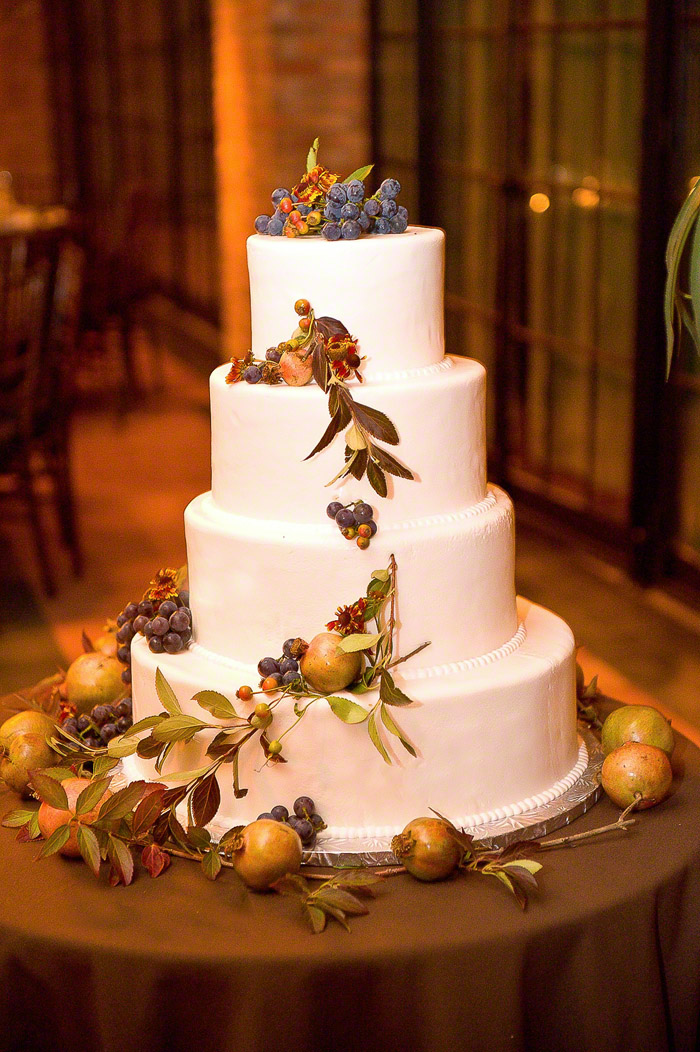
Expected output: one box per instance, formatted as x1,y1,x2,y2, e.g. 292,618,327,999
1,733,700,1052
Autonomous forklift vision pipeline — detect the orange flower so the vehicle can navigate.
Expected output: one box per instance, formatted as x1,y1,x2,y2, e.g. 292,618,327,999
292,165,339,205
145,568,180,607
326,597,368,635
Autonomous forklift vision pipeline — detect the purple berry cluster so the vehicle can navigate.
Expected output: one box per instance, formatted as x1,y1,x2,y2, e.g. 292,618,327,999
326,500,377,550
322,178,407,241
62,697,133,750
257,796,326,848
257,637,307,691
115,589,192,684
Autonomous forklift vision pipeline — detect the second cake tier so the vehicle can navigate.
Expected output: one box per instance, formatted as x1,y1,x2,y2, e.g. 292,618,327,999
186,483,518,669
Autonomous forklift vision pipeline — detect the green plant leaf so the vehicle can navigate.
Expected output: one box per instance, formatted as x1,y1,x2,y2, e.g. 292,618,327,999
152,714,208,743
665,177,700,377
136,735,164,759
77,824,101,877
187,824,211,851
2,807,37,828
36,823,71,859
107,735,139,758
41,766,74,781
314,886,369,916
232,750,247,799
156,765,213,783
306,136,319,173
155,667,182,716
306,903,327,933
202,849,222,881
379,670,413,707
687,212,700,357
155,741,175,774
501,858,542,876
371,568,390,582
367,459,387,497
368,711,391,765
92,755,120,778
98,781,148,821
30,770,69,810
75,776,113,817
336,632,382,653
192,690,239,720
345,423,367,450
125,714,167,737
326,695,369,724
344,163,373,183
380,703,416,756
107,834,135,886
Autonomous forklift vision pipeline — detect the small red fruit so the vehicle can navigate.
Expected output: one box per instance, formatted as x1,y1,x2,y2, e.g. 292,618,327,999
296,221,309,235
279,196,293,213
255,702,271,718
342,526,356,540
298,316,311,332
357,524,372,538
237,685,253,702
283,225,297,238
294,298,311,316
357,536,370,550
261,676,280,694
289,209,301,224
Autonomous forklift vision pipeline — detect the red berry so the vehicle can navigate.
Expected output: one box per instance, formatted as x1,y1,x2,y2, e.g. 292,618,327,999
357,536,370,550
295,299,311,316
357,523,372,538
289,209,301,224
342,526,356,540
284,225,297,238
254,702,271,718
279,197,293,213
237,685,253,702
298,316,311,332
261,676,280,694
296,221,309,235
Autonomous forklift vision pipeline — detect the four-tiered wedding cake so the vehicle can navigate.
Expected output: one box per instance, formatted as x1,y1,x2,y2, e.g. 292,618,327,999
128,226,583,843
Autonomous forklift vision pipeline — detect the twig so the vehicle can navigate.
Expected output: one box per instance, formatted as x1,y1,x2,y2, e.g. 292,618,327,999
540,817,636,851
304,864,405,880
388,641,431,669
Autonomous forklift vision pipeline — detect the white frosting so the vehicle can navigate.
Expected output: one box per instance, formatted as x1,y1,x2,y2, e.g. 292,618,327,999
185,484,518,668
129,598,579,835
210,354,487,524
248,227,445,375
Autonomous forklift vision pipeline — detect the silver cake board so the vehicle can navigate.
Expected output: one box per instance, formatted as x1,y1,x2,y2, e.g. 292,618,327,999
116,728,602,867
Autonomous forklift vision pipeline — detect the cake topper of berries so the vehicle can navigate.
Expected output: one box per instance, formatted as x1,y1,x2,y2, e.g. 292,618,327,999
253,138,408,241
226,300,414,497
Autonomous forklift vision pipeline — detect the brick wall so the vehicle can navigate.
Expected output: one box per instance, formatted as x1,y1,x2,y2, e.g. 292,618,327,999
211,0,371,359
0,0,58,205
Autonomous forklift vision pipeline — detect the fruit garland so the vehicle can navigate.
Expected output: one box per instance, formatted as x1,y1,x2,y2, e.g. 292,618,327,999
226,301,415,497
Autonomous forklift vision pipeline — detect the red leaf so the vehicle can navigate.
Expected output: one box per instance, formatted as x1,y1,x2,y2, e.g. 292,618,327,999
132,787,166,837
191,772,221,828
141,842,171,878
107,835,135,886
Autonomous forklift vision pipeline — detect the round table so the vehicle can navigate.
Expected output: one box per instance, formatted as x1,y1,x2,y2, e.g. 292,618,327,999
1,731,700,1052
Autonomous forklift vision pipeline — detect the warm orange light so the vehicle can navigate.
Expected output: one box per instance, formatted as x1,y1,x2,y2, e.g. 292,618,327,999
529,192,550,213
688,176,700,192
572,186,600,208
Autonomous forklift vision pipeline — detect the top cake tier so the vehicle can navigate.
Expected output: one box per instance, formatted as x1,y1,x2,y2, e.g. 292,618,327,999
248,226,445,376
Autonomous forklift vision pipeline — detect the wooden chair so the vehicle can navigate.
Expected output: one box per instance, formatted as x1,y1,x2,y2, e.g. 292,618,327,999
0,228,84,595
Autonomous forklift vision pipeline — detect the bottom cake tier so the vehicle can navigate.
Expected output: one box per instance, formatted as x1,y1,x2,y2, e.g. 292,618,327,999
127,597,580,839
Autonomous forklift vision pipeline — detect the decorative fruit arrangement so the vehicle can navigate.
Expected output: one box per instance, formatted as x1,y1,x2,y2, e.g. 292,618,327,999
62,696,133,750
64,651,124,714
229,819,303,890
326,500,377,549
300,632,364,693
253,139,408,241
115,568,192,690
601,741,673,810
256,795,327,850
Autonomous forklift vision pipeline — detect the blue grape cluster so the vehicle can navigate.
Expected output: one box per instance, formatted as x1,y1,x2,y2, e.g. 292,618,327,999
254,174,408,240
326,500,377,549
257,636,307,689
322,178,407,241
115,590,192,682
62,697,133,750
257,795,326,848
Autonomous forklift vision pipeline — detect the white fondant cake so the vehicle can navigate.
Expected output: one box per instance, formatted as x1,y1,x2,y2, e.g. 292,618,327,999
129,226,579,840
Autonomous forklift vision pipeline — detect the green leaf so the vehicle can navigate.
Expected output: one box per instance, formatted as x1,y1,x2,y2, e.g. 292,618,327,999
344,163,373,184
98,781,148,821
336,632,382,653
306,903,327,933
107,735,139,758
326,695,369,724
232,750,247,799
156,765,213,783
306,136,319,173
379,670,414,707
380,703,416,756
501,858,542,876
107,835,135,886
77,824,101,877
351,401,399,445
314,886,369,916
126,714,167,737
202,849,222,881
27,812,42,840
345,423,367,451
155,667,182,716
665,177,700,377
30,770,69,810
371,568,390,582
136,735,164,759
92,755,120,778
75,776,113,817
367,459,387,497
41,766,75,781
328,869,384,888
368,711,391,765
2,807,37,828
37,823,71,859
152,714,208,743
192,690,239,720
155,740,175,775
187,825,212,852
